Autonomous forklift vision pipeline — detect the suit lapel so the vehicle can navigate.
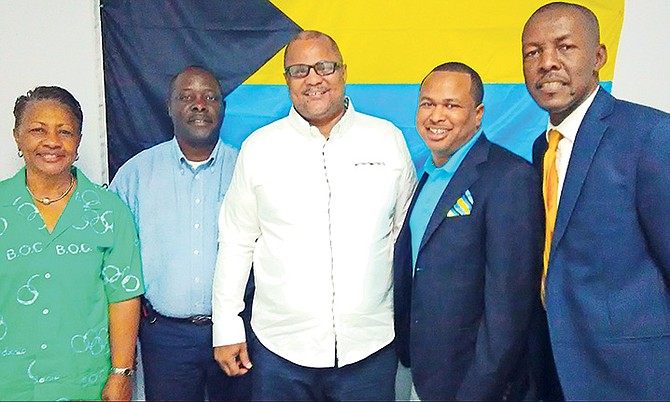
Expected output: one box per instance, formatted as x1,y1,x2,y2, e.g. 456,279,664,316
533,134,548,172
419,135,489,252
410,172,429,217
552,88,614,250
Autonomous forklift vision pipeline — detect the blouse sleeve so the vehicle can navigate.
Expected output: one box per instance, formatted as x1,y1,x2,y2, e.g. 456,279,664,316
102,197,145,304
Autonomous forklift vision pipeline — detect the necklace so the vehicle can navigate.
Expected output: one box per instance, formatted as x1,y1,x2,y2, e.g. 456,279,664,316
26,173,76,205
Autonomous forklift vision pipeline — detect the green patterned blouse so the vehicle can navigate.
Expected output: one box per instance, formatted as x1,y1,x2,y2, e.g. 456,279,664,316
0,168,144,400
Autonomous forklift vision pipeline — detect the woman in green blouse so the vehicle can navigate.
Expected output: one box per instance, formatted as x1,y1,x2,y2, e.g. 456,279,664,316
0,86,144,400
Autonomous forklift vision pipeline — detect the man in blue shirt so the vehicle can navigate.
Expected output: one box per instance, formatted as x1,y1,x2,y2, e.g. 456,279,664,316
393,62,544,400
110,65,250,401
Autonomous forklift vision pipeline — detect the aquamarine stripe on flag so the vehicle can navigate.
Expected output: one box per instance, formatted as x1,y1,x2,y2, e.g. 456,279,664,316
221,82,613,169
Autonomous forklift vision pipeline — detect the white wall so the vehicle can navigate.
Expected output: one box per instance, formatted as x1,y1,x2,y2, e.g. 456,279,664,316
0,0,107,182
612,0,670,112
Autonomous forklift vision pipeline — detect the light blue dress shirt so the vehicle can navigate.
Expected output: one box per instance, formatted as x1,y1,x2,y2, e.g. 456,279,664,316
110,138,238,317
409,130,482,270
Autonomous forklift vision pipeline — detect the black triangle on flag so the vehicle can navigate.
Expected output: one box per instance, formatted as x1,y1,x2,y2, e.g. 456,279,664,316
101,0,301,177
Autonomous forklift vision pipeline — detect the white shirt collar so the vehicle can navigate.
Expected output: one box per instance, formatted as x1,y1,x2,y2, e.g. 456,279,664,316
546,86,600,143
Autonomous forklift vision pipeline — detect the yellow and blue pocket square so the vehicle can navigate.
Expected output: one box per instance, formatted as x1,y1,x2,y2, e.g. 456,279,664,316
447,189,474,217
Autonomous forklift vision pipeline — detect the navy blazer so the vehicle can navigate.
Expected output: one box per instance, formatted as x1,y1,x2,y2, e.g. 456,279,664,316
394,134,543,400
532,88,670,400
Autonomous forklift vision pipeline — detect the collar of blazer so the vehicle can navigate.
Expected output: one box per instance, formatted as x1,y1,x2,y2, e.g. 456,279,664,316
419,134,490,252
549,87,614,255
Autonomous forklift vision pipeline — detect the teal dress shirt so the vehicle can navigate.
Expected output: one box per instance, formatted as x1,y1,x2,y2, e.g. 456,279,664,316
409,130,482,270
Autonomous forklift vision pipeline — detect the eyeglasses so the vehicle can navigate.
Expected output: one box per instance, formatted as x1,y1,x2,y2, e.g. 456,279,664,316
284,61,343,79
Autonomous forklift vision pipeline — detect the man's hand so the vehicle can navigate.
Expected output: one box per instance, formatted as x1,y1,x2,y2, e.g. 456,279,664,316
214,342,252,376
102,373,132,401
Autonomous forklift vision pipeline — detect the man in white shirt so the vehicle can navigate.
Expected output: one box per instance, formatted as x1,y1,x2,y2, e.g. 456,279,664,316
212,30,417,401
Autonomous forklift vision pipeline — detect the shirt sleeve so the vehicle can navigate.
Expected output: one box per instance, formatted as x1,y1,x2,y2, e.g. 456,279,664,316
102,196,145,304
392,128,418,243
212,142,259,346
109,164,134,212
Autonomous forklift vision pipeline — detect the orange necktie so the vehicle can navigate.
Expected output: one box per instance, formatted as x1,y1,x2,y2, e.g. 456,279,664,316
541,129,562,306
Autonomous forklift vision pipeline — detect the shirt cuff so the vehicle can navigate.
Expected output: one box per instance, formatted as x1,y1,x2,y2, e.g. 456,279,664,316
212,314,247,347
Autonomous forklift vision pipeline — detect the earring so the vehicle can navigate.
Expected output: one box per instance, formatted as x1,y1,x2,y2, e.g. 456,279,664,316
17,150,23,158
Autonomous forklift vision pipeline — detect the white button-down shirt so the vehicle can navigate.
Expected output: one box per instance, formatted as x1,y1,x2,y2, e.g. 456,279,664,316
212,100,417,368
546,87,599,203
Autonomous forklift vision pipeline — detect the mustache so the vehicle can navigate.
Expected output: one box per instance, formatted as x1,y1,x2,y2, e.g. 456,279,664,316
187,113,214,123
535,74,568,89
302,86,329,95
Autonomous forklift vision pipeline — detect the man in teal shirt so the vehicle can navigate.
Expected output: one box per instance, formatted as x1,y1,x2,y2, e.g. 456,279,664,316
394,62,543,400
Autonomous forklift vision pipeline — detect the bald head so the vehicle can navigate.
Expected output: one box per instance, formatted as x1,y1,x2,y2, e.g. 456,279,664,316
283,30,343,65
521,2,607,125
168,65,221,101
524,2,601,47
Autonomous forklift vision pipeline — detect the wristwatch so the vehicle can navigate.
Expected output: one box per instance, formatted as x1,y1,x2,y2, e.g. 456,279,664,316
110,367,136,377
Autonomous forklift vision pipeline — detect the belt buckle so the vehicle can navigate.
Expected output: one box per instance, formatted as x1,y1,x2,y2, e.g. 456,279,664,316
189,315,212,325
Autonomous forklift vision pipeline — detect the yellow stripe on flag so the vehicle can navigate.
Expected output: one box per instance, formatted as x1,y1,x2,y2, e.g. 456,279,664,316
247,0,623,84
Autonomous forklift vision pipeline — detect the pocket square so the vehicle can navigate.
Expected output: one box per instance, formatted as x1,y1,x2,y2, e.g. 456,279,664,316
447,189,474,217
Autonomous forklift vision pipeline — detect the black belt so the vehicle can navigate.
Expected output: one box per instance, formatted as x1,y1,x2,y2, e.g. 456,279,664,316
156,313,212,326
141,297,212,326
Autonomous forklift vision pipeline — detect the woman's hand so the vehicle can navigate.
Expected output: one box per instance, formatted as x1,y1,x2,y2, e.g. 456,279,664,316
102,373,133,401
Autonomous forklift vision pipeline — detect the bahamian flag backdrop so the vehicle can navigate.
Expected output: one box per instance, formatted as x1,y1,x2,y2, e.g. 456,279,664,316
101,0,624,177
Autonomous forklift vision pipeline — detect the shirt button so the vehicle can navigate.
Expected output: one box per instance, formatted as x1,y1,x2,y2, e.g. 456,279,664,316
41,344,47,350
42,309,49,315
194,277,200,283
44,273,51,279
194,223,200,229
195,198,201,204
193,250,200,256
